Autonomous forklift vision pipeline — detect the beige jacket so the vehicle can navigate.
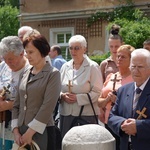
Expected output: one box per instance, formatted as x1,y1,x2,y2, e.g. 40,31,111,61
60,55,103,116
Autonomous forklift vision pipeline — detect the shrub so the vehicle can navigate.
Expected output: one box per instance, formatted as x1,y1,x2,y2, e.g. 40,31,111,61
109,17,150,48
89,52,110,65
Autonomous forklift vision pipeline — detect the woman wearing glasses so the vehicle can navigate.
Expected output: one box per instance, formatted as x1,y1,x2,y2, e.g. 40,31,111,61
60,35,103,137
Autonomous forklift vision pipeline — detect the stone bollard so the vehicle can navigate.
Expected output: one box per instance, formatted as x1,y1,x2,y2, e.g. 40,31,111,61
62,124,115,150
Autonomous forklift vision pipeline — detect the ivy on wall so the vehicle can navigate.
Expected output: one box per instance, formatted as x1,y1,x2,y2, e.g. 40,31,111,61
87,0,139,27
87,0,150,58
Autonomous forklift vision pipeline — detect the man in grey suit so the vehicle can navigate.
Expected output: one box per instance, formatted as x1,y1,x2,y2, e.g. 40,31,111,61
108,49,150,150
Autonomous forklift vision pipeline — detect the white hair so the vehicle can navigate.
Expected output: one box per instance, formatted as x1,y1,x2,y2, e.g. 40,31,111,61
130,48,150,68
68,35,87,48
18,26,33,37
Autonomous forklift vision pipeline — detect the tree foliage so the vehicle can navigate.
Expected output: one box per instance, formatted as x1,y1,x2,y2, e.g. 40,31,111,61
87,0,150,50
0,0,19,8
108,8,150,48
0,4,19,40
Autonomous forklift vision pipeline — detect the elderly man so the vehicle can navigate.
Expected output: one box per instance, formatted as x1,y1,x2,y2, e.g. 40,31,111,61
0,36,30,149
18,26,32,41
108,49,150,150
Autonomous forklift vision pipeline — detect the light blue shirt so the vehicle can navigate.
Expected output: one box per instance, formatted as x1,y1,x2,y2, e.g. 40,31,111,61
51,55,67,70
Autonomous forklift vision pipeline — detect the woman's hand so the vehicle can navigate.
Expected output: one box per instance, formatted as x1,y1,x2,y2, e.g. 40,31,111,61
98,91,117,108
61,93,77,104
108,92,117,104
21,128,36,145
13,128,22,146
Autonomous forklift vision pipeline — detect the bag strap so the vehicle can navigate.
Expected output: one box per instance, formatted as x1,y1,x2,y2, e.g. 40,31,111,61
78,106,84,117
87,93,99,124
19,140,40,150
78,93,98,124
31,140,40,150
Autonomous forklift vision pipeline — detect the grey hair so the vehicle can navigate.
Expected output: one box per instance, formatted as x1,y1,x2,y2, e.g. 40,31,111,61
68,35,87,48
0,36,24,57
18,26,33,37
130,48,150,68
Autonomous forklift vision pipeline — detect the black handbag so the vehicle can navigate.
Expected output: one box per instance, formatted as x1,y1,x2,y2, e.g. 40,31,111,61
70,93,98,128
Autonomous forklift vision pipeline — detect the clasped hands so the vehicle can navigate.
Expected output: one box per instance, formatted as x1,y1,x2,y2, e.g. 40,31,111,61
13,128,36,146
121,118,137,136
61,92,77,104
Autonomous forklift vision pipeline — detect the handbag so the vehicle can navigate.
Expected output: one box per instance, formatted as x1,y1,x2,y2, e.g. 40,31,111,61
70,93,98,128
12,140,40,150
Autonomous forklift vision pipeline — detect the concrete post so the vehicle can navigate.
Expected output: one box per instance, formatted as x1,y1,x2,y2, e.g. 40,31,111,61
62,124,115,150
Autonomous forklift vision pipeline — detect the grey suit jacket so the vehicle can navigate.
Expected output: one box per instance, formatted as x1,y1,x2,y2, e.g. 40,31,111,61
12,62,61,134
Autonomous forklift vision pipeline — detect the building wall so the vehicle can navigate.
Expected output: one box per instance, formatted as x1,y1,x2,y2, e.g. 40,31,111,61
19,0,150,55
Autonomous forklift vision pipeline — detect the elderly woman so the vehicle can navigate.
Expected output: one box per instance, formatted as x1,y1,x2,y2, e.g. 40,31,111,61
12,35,61,150
98,44,135,150
60,35,103,137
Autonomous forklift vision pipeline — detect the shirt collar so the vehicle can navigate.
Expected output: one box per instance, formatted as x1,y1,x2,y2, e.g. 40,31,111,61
134,77,150,91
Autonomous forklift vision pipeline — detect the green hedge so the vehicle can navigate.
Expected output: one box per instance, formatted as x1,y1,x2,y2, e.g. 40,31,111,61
89,52,110,65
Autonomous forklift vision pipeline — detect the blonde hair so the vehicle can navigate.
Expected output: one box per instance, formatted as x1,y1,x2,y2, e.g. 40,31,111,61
117,44,135,57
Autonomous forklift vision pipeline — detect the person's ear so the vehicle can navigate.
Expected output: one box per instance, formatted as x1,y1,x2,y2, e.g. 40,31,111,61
84,47,87,53
20,51,24,57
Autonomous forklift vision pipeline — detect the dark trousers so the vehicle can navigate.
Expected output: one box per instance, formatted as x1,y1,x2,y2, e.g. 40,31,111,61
47,126,56,150
47,125,62,150
105,124,120,150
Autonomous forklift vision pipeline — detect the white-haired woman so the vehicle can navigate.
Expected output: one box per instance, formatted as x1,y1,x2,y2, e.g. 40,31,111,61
60,35,103,137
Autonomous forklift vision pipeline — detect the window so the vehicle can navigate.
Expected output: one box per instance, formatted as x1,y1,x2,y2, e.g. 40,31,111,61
50,27,74,61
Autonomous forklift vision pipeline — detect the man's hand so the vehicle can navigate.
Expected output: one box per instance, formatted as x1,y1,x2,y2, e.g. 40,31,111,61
121,118,137,136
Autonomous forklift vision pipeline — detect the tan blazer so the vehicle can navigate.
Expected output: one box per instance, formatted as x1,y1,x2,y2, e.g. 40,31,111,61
60,55,103,116
12,63,61,134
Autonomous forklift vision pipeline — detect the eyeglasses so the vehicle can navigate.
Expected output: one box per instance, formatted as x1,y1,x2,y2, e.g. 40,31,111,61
69,46,81,51
130,65,147,71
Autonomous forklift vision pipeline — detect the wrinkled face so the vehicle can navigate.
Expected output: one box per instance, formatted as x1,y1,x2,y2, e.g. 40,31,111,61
69,42,86,60
143,44,150,51
25,42,43,66
3,51,23,71
130,56,150,86
108,39,122,57
18,30,27,42
116,50,130,69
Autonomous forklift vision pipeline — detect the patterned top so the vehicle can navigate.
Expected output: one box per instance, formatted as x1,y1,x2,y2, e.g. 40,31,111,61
0,61,30,100
99,57,118,83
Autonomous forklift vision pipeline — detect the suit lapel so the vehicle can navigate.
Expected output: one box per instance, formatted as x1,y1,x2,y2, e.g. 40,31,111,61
134,78,150,118
65,60,74,80
73,58,88,80
65,58,89,80
126,84,135,118
28,63,50,83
